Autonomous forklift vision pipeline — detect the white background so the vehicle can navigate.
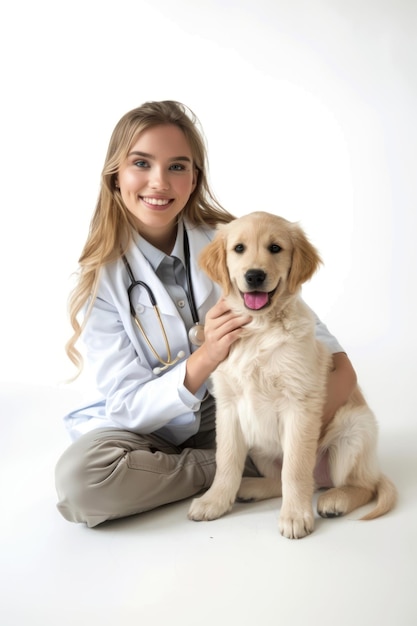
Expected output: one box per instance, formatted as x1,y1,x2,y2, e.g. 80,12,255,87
1,3,416,625
1,0,416,429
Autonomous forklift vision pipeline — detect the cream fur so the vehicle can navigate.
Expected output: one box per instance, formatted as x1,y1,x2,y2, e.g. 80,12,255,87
188,212,397,539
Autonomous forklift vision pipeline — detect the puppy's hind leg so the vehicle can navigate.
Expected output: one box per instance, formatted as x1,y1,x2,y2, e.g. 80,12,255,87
237,455,282,502
317,404,379,518
188,406,247,522
318,485,375,518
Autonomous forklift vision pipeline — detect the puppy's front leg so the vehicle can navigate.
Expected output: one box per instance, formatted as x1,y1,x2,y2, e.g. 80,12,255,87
188,404,247,521
279,413,318,539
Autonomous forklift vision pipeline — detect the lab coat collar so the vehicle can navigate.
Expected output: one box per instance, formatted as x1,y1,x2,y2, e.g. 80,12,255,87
127,220,215,318
135,221,186,271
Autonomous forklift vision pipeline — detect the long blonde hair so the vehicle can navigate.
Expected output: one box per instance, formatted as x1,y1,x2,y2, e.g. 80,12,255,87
66,100,234,374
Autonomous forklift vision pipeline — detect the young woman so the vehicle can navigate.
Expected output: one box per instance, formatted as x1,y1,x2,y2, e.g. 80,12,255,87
55,100,356,527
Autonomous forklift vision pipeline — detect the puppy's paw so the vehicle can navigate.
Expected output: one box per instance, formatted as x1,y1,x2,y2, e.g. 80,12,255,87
278,507,314,539
188,493,233,522
317,488,348,518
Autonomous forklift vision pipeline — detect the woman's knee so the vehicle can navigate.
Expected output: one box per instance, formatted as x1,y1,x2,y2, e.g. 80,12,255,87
54,430,128,526
55,441,92,524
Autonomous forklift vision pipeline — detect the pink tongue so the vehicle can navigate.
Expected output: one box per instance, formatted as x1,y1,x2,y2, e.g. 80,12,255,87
243,291,269,310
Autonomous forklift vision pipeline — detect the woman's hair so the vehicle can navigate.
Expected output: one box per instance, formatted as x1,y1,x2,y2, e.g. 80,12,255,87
66,100,234,374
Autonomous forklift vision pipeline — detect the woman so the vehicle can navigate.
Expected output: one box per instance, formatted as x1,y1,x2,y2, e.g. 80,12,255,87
55,100,356,527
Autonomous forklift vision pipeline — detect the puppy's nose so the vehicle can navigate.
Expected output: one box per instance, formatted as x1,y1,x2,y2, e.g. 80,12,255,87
245,269,266,288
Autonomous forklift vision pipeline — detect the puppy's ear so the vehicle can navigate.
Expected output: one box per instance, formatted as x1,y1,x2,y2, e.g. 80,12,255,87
198,230,231,295
288,224,322,293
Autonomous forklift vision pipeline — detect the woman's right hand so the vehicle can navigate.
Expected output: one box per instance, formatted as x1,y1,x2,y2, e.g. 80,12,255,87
184,298,252,394
202,298,252,366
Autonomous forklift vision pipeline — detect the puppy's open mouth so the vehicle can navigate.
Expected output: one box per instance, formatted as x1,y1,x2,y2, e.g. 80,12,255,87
240,288,277,311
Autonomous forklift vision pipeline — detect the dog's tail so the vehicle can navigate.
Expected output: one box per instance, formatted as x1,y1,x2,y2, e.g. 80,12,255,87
360,474,397,520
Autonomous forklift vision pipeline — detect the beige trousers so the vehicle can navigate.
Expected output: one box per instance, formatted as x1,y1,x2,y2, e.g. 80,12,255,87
55,396,259,527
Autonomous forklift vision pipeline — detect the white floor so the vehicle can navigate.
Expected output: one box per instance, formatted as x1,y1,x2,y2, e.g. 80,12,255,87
0,381,416,626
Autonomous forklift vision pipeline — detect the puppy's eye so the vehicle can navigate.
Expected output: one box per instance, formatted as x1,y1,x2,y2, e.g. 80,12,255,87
269,244,282,254
234,244,245,253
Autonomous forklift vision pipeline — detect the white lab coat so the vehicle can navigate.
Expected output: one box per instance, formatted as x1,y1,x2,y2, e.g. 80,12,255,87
64,220,344,444
64,221,220,443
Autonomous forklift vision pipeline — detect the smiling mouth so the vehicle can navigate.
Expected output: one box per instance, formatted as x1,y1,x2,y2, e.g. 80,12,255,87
240,287,278,311
141,196,172,207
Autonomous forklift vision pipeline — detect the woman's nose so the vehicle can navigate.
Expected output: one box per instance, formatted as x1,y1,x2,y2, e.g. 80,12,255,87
150,167,169,190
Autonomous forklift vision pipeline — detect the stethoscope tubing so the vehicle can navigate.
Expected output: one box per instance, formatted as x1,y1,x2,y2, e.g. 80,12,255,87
183,228,199,324
121,229,202,374
123,255,158,313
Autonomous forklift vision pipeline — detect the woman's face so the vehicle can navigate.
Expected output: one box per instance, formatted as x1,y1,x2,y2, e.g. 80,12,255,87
117,124,197,251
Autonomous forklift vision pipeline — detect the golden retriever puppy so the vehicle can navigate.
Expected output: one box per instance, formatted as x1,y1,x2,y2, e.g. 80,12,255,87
188,211,397,539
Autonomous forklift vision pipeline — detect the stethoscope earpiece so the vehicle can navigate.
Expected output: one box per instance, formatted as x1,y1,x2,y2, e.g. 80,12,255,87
152,351,186,375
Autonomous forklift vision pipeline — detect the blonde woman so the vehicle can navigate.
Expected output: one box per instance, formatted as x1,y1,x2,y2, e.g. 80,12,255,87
55,101,356,527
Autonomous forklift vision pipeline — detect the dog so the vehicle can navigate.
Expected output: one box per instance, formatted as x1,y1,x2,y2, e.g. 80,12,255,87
188,211,397,539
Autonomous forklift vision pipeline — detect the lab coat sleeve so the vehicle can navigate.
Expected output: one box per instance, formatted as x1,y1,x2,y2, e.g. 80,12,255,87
306,301,345,354
82,293,205,436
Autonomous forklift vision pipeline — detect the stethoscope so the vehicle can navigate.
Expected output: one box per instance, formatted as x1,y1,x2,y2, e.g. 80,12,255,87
122,229,205,375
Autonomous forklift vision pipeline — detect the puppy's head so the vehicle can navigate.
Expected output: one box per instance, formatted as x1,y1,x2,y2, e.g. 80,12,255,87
199,211,322,313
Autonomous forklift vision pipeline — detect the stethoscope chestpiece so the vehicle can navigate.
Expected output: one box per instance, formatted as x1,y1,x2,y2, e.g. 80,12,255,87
188,324,205,347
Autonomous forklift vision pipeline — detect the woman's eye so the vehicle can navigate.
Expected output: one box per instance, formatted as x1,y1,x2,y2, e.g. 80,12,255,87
169,163,185,171
269,244,282,254
234,244,245,253
134,160,149,168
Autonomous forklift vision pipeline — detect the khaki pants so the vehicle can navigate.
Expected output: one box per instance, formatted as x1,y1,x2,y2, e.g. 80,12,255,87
55,395,259,527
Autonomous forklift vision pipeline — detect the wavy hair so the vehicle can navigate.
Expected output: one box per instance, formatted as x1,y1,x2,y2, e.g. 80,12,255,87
66,100,234,374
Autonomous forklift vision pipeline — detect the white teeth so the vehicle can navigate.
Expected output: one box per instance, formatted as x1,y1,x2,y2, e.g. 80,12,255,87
143,197,170,206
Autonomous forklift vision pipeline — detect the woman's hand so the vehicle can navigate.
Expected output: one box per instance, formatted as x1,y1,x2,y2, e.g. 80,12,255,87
320,352,357,439
184,298,252,394
202,298,252,366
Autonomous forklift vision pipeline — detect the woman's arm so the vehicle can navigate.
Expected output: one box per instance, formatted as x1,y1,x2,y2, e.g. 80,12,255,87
82,293,207,434
321,352,357,438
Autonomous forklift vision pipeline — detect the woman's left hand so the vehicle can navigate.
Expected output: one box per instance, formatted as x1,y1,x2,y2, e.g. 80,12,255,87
320,352,357,439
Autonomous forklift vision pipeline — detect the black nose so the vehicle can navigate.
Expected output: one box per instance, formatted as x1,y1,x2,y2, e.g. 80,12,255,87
245,269,266,288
